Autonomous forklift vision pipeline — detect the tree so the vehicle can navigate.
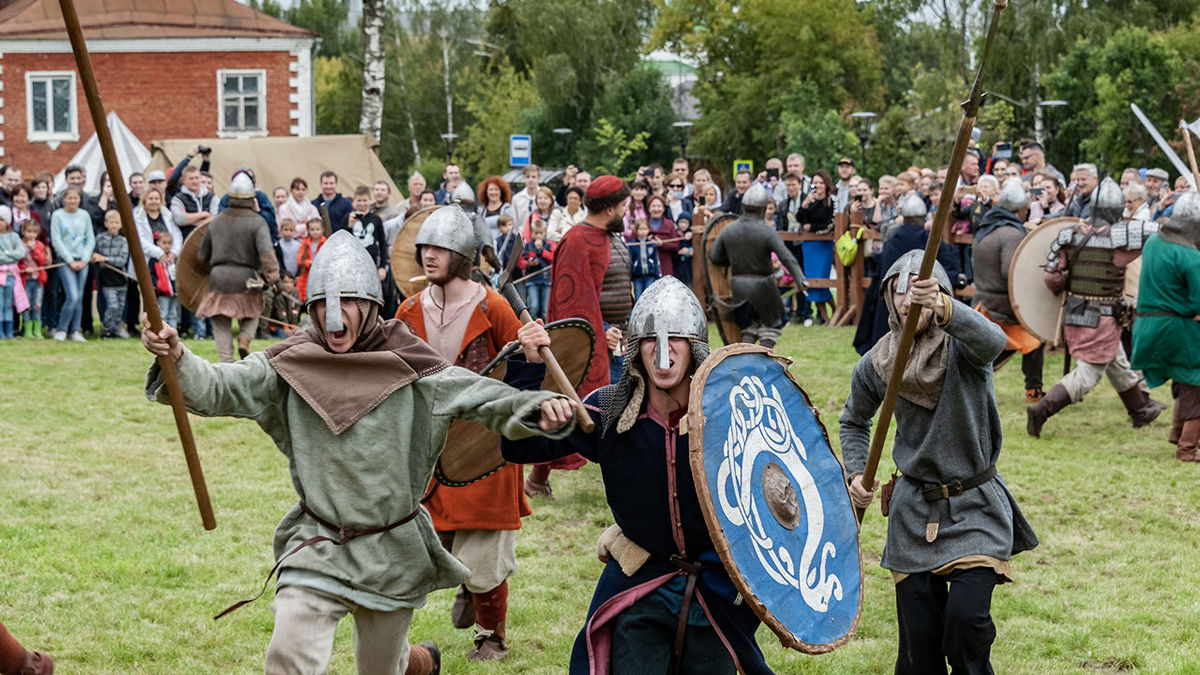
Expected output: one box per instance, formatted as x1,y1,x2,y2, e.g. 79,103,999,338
584,119,650,180
359,0,387,143
456,65,540,176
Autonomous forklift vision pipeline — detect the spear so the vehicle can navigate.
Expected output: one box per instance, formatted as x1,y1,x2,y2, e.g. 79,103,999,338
59,0,216,530
855,0,1009,524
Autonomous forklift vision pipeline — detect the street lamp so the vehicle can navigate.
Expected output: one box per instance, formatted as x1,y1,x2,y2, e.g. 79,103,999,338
1037,99,1068,147
438,29,454,156
672,120,694,158
440,132,458,159
553,127,573,164
850,111,877,177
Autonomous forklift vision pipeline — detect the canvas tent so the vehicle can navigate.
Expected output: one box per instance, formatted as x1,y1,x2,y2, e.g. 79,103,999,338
53,112,151,194
144,134,401,205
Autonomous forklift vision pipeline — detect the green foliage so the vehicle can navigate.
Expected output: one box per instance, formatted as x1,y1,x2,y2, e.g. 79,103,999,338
313,57,361,135
457,65,541,177
246,0,284,19
584,118,650,180
977,100,1017,151
780,105,860,179
579,63,680,170
283,0,358,58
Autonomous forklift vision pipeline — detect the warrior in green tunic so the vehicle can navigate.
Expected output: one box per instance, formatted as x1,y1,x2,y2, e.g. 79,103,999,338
1131,191,1200,462
142,230,577,675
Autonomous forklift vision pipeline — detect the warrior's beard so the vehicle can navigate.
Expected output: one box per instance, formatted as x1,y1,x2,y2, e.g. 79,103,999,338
606,213,625,233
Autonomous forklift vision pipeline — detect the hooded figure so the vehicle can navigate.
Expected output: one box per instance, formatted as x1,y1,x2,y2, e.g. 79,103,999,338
195,168,279,362
841,250,1038,675
708,182,805,348
502,276,772,673
1131,191,1200,462
143,228,574,675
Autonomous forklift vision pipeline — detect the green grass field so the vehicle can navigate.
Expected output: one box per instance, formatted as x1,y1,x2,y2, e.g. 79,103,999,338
2,324,1199,673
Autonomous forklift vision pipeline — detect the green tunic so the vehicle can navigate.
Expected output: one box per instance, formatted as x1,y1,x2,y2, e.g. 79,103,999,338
146,348,567,610
1131,235,1200,388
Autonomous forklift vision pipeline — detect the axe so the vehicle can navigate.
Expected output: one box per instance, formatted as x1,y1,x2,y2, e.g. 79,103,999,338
493,233,595,433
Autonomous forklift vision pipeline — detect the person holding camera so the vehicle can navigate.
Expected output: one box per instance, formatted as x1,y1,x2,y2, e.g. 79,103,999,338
797,169,836,325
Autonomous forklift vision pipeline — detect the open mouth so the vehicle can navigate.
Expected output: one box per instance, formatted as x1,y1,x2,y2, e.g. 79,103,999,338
331,329,348,341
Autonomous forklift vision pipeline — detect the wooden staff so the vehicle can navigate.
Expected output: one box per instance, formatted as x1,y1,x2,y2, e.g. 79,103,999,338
1180,120,1200,191
59,0,215,530
855,0,1009,524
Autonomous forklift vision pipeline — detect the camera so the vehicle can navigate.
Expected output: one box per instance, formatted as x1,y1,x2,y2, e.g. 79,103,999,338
641,169,654,179
853,194,863,202
994,142,1012,159
766,167,780,180
198,145,212,155
1030,187,1044,196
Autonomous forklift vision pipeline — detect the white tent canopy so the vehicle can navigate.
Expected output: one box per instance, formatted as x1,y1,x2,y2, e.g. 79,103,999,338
53,112,151,194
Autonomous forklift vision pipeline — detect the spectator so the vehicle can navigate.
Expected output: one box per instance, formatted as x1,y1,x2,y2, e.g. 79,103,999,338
1154,175,1192,220
370,180,406,251
511,164,541,228
1119,168,1144,190
849,178,881,228
966,175,999,233
434,162,465,205
295,217,326,301
18,218,47,338
776,153,810,204
279,177,320,227
644,163,666,196
406,172,427,215
272,186,288,211
623,180,652,232
149,231,179,329
265,271,301,338
719,170,752,215
628,219,660,299
5,184,33,234
691,168,721,208
128,172,146,208
574,171,592,198
276,218,301,278
833,158,857,213
642,194,681,277
85,172,117,232
0,208,25,338
1123,183,1151,220
81,172,119,335
164,145,209,203
673,214,695,287
1027,172,1066,227
49,186,93,341
170,166,216,241
200,171,215,193
519,220,554,319
134,187,182,267
0,165,21,208
875,176,900,241
670,158,691,198
57,164,87,202
29,174,54,238
991,158,1009,178
548,186,586,242
311,170,353,231
477,175,515,241
692,182,721,232
516,186,555,244
665,175,689,222
93,210,130,338
419,191,438,209
347,186,388,283
144,170,167,204
1143,168,1169,216
1018,141,1063,184
1064,163,1099,220
798,169,837,325
958,153,981,188
495,214,519,270
758,157,784,198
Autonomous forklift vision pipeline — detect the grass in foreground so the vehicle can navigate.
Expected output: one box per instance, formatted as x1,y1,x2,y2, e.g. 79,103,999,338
2,324,1199,673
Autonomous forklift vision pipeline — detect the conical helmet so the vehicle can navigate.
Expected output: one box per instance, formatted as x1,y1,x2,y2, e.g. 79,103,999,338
451,181,475,206
996,177,1028,211
228,168,256,199
1171,190,1200,239
883,249,952,295
742,182,769,210
625,276,708,371
415,205,478,261
1093,177,1123,222
305,230,384,332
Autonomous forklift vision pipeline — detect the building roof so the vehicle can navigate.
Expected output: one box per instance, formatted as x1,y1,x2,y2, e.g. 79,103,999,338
0,0,315,40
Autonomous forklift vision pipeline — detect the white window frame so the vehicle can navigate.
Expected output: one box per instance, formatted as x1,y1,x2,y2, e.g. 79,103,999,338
217,68,268,138
25,70,79,144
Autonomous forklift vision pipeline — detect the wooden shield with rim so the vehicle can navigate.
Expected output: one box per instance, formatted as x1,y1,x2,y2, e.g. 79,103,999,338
1008,217,1085,344
435,318,596,486
390,206,438,299
688,343,862,654
176,221,210,312
701,212,742,345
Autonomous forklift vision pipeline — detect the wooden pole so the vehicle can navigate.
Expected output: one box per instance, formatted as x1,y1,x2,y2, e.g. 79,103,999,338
856,0,1009,524
59,0,216,530
1179,121,1200,191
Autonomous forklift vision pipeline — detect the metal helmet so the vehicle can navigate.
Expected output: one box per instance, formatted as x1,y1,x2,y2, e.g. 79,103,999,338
1093,177,1123,223
228,169,256,199
996,177,1028,211
742,182,769,211
899,192,927,218
625,276,708,371
883,249,952,296
415,205,478,261
305,230,384,333
451,181,475,207
1170,190,1200,239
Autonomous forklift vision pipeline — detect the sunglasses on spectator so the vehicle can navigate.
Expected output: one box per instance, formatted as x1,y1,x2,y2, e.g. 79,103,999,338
669,183,683,189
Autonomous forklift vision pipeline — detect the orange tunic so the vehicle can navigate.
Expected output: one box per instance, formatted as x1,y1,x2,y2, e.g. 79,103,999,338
397,287,532,531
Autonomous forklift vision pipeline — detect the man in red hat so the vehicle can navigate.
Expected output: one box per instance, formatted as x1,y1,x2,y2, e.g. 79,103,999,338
524,175,632,497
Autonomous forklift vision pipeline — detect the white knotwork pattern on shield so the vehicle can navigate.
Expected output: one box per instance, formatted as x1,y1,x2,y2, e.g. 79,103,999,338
717,375,843,612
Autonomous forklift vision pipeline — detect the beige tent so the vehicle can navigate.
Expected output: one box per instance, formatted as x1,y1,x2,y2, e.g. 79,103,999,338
144,134,401,204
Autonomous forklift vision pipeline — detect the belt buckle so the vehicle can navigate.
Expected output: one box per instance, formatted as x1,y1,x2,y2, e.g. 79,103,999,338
941,480,964,498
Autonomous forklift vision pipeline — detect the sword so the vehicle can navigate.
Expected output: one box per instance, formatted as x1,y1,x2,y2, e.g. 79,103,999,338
1131,103,1197,189
494,233,595,433
855,0,1009,526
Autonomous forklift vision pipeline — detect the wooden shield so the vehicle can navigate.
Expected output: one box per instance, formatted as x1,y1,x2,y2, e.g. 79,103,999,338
390,206,438,298
1009,217,1084,344
701,213,742,345
688,343,862,654
176,222,210,312
435,318,596,486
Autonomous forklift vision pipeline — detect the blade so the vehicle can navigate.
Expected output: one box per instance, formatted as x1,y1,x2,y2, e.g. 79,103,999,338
1132,103,1196,189
1186,116,1200,138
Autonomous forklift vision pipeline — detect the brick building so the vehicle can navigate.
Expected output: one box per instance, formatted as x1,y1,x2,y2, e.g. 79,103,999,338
0,0,316,174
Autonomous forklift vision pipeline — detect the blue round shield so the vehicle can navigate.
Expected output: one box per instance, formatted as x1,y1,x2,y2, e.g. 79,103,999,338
689,344,862,653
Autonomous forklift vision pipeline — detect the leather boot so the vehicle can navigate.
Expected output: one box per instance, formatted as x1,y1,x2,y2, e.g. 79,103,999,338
467,628,509,662
237,335,252,360
1118,386,1167,428
405,641,440,675
1027,384,1072,438
450,584,475,629
1169,408,1183,445
1177,419,1200,463
18,652,53,675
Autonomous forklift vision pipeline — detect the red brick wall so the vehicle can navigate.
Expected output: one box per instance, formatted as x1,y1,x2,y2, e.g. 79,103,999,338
1,50,295,174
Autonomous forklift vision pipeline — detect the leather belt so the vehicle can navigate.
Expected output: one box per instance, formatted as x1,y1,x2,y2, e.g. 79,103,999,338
214,501,421,619
668,554,704,675
903,465,996,543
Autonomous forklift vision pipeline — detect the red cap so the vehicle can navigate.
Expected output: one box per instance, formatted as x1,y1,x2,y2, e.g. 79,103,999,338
586,175,625,200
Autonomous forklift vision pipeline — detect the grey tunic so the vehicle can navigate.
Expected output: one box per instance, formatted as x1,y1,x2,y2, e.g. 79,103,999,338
971,225,1023,323
709,216,804,326
839,303,1038,573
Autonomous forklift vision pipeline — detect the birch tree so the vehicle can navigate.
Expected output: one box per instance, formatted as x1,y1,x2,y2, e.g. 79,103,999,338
359,0,386,143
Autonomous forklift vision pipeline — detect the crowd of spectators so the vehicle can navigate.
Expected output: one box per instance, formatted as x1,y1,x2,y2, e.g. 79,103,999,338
0,134,1185,344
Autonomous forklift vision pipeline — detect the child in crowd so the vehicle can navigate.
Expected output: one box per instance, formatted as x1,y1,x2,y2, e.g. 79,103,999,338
18,221,47,338
0,210,27,338
150,231,179,329
495,214,518,271
277,218,301,278
520,219,554,320
629,218,660,299
773,251,797,326
272,271,302,337
93,210,131,338
673,215,694,288
296,217,326,301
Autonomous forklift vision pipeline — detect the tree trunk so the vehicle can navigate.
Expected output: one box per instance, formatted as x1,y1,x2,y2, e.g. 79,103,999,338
359,0,385,144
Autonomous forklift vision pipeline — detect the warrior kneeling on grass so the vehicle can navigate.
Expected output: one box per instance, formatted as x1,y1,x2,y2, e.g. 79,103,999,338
142,230,577,675
840,251,1039,674
502,276,769,674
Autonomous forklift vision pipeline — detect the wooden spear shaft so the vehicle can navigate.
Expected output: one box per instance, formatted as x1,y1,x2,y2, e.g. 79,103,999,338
855,0,1009,524
59,0,216,530
1179,121,1200,191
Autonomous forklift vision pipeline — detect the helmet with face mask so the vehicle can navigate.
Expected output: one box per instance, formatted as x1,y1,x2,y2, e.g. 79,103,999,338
1092,177,1124,225
741,182,769,213
305,230,384,333
883,249,953,296
228,167,257,199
